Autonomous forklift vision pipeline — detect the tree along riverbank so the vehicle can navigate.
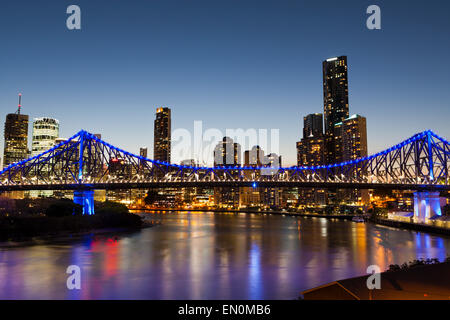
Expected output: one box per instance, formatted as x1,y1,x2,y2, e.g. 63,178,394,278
0,199,149,242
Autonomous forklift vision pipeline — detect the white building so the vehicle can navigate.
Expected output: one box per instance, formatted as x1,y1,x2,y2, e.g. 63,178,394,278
31,117,59,156
30,117,59,198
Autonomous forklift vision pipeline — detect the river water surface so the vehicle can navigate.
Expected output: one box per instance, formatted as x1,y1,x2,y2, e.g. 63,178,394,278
0,211,449,299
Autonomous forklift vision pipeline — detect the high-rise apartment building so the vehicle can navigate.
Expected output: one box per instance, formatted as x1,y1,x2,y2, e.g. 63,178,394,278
213,137,241,208
334,114,369,204
334,114,368,162
323,56,349,164
297,113,325,167
303,113,323,139
154,107,171,163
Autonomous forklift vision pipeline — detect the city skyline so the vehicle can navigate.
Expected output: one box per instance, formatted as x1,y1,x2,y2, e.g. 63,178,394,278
1,1,450,166
2,1,450,305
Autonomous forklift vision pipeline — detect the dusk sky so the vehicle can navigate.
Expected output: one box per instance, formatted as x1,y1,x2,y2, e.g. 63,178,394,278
1,0,449,166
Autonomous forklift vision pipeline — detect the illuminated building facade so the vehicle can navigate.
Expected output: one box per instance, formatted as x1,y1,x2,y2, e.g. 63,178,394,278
3,113,29,167
31,118,59,156
154,107,171,163
323,56,349,164
261,153,282,208
334,114,369,204
29,117,59,198
3,94,29,199
140,147,148,158
303,113,323,138
296,113,326,205
296,137,325,167
334,114,367,163
213,137,241,207
214,136,241,167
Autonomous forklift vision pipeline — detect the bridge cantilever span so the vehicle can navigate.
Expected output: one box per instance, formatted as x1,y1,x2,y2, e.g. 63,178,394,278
0,129,449,192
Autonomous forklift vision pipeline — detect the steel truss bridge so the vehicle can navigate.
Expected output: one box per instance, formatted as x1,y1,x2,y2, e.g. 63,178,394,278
0,129,449,193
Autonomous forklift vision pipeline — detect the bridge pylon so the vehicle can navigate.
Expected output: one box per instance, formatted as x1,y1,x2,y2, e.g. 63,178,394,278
413,191,442,223
73,189,95,215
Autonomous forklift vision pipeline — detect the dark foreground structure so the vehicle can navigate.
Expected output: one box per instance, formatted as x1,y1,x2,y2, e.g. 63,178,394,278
301,261,450,300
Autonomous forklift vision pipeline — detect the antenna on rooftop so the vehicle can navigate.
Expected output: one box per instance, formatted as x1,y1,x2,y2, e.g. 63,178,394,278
17,93,22,114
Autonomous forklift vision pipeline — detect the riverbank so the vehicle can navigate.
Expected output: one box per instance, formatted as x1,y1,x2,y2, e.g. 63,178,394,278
301,259,450,300
132,208,360,220
0,212,151,242
370,217,450,236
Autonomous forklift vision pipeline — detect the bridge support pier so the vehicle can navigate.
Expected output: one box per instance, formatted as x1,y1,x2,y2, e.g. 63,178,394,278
73,190,95,215
413,192,442,223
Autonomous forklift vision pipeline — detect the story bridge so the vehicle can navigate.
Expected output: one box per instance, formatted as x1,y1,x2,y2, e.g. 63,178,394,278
0,130,449,218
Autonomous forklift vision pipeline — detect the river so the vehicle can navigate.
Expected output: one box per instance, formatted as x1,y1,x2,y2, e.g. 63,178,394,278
0,211,449,299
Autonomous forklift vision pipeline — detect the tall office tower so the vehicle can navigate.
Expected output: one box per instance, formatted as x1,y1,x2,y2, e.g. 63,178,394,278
296,136,326,205
296,113,326,206
140,147,148,158
296,137,325,167
154,107,171,163
323,56,349,164
213,137,241,167
334,114,368,204
213,137,241,208
3,93,29,167
297,113,325,164
31,118,59,156
244,145,264,167
303,113,323,139
29,118,59,198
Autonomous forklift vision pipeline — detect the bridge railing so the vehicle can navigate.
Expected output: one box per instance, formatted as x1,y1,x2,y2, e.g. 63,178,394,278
0,130,449,189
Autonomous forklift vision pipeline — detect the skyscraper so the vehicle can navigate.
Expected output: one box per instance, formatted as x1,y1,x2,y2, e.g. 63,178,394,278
213,137,241,167
323,56,349,164
154,107,171,163
296,113,326,206
334,114,369,204
334,114,368,162
31,118,59,156
213,137,241,208
244,145,264,167
140,147,148,158
303,113,323,139
138,146,148,170
297,113,325,167
3,93,29,167
29,117,59,198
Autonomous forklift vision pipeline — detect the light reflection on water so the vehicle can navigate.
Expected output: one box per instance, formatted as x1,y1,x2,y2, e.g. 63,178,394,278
0,211,449,299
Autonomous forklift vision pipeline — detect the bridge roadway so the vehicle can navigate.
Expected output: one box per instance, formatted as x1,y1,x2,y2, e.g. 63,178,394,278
1,181,449,192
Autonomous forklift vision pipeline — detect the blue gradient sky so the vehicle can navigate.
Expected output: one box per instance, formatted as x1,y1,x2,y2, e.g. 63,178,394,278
1,0,449,166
